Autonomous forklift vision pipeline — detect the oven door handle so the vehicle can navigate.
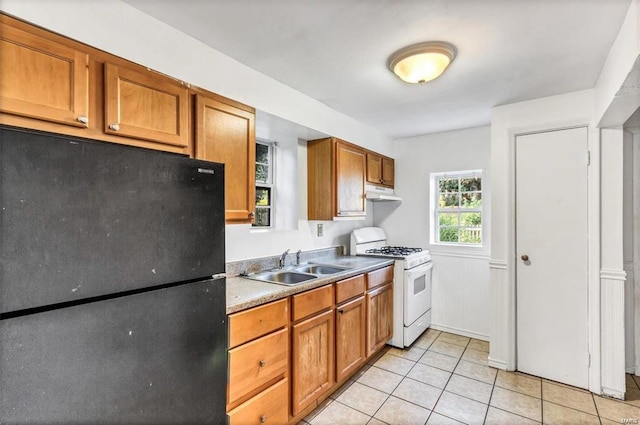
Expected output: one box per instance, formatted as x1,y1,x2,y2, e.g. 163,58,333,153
406,261,432,279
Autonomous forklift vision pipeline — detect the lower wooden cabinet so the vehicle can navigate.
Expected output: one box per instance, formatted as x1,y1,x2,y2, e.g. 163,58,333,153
227,265,393,424
227,299,289,421
228,328,288,405
336,295,366,382
366,282,394,357
227,378,289,425
290,286,335,416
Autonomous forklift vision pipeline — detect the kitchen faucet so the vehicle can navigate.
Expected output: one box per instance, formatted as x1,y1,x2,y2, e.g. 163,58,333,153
279,249,290,268
296,250,302,265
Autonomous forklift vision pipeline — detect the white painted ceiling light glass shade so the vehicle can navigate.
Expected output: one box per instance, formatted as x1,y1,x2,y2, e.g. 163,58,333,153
388,41,457,84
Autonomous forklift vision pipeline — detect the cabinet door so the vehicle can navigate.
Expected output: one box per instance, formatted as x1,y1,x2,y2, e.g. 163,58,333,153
336,141,366,217
366,282,393,356
366,152,383,185
336,296,366,382
195,95,256,224
382,157,395,187
0,24,88,128
291,309,334,416
104,62,189,149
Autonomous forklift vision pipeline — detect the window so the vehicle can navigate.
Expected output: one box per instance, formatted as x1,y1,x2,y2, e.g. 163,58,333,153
432,170,482,245
253,141,275,228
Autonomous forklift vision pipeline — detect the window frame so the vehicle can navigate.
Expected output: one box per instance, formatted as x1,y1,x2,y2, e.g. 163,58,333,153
253,140,276,229
431,169,483,246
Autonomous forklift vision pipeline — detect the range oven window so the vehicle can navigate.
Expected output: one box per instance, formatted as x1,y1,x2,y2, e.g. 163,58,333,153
431,170,482,246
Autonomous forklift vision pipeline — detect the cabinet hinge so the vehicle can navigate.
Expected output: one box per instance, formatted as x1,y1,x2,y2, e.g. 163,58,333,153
586,151,591,166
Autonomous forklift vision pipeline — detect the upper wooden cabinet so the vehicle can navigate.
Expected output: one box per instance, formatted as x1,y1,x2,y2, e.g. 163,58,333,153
104,63,190,148
0,16,192,154
366,152,395,188
0,24,89,128
308,137,366,220
195,94,256,224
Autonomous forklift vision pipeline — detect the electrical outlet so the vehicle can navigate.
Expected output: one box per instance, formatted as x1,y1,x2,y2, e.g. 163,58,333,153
317,223,323,237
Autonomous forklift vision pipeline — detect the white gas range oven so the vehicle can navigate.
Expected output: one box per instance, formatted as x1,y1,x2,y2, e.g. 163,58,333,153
350,227,433,348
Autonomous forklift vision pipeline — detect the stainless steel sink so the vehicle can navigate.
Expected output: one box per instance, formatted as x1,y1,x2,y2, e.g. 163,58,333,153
293,264,350,275
248,271,317,285
245,262,351,286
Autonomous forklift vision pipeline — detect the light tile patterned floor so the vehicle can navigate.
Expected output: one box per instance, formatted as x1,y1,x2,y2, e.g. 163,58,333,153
299,329,640,425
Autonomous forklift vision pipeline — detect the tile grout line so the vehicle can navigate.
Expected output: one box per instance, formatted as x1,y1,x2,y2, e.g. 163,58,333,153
480,354,499,425
426,334,471,425
591,391,603,425
540,372,544,425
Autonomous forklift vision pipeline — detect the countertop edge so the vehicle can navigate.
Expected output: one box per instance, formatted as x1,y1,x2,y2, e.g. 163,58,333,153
226,257,394,314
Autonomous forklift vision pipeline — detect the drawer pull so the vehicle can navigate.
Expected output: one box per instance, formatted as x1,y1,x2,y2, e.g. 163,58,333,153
109,123,120,131
77,115,89,124
260,415,267,423
259,360,266,367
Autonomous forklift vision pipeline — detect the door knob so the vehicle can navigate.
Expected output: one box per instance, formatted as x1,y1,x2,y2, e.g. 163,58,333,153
521,254,529,262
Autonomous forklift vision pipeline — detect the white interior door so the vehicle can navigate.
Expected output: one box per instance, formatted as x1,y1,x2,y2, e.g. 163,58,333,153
516,127,589,389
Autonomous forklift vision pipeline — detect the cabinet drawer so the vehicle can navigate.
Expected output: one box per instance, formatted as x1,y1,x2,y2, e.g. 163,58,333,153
228,328,288,405
227,378,288,425
367,265,394,290
335,274,365,304
292,284,333,322
229,298,288,348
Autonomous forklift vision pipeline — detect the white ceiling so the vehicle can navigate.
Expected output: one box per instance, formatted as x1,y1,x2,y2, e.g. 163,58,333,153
122,0,631,139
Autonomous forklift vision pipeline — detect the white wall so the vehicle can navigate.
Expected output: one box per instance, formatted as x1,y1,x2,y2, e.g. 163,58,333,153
595,0,640,127
375,125,492,339
0,0,391,262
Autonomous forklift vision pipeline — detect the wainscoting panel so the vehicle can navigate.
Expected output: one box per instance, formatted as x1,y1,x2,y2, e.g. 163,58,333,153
601,268,627,399
430,252,491,341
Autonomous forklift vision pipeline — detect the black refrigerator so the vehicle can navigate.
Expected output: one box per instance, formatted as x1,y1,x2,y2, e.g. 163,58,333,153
0,126,227,425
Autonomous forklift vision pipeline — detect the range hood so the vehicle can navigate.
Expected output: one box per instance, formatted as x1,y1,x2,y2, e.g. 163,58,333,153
365,184,402,202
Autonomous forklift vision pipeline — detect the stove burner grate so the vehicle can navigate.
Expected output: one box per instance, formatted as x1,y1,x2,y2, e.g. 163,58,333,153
365,246,423,256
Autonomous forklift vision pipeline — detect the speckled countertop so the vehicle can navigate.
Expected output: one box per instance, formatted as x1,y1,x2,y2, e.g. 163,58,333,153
226,255,394,314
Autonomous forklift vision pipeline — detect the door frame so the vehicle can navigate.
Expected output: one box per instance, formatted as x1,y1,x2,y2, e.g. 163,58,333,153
503,119,601,394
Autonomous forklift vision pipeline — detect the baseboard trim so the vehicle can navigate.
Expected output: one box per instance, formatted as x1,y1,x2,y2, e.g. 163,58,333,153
601,386,625,400
430,323,489,342
488,357,508,370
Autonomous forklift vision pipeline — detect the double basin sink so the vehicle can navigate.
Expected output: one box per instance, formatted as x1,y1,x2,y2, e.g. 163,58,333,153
246,263,351,286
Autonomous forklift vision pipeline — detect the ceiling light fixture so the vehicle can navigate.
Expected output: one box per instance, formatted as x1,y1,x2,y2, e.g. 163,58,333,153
388,41,457,84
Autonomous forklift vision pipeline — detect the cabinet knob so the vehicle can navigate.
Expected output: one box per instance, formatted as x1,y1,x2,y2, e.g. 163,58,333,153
77,115,89,124
248,211,255,218
338,309,344,314
259,360,266,367
521,254,529,262
109,123,120,131
260,415,267,423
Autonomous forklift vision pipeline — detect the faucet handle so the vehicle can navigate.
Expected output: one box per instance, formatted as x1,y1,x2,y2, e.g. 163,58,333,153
279,249,290,268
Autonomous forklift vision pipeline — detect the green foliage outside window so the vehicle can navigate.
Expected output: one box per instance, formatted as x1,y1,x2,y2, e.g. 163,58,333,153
436,175,482,244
